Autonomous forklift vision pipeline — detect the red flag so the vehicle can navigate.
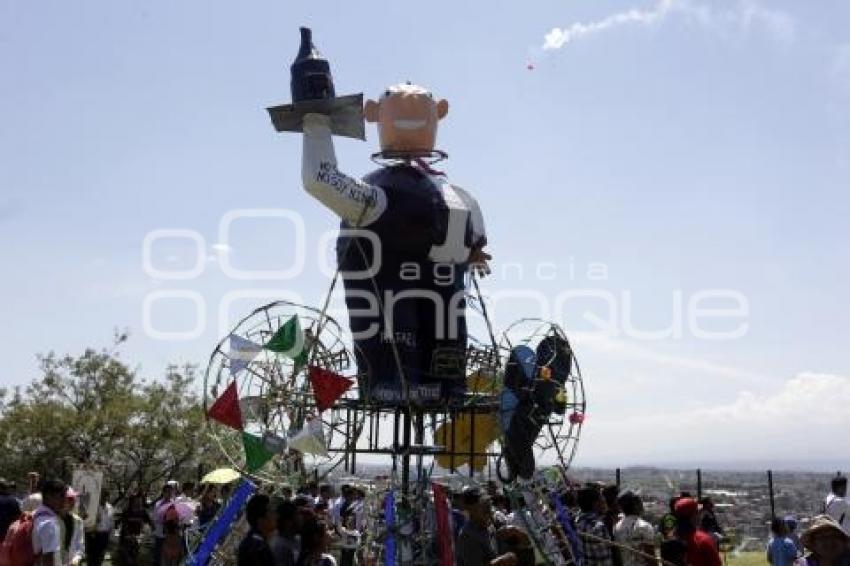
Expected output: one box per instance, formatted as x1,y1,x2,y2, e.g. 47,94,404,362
207,381,243,430
308,366,353,412
432,483,454,566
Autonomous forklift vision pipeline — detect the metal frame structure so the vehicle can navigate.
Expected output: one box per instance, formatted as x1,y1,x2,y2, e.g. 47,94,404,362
203,301,586,494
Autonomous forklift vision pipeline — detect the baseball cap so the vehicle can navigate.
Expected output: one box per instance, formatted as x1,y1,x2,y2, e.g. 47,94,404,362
673,497,699,518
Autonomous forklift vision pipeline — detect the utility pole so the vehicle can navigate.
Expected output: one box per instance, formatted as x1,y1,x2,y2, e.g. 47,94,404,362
697,468,703,500
767,470,776,520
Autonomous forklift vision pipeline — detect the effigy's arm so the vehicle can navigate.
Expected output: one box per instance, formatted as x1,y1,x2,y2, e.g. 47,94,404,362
451,184,491,274
302,113,387,226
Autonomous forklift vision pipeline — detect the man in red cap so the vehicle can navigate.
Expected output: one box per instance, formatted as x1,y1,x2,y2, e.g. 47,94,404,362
674,497,722,566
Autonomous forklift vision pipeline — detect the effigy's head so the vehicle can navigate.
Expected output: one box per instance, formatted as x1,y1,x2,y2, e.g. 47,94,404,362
364,82,448,154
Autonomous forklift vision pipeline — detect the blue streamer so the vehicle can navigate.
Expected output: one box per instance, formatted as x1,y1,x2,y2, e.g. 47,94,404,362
552,492,584,566
384,490,396,566
187,478,257,566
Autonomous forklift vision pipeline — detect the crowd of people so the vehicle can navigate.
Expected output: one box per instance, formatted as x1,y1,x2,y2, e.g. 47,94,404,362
229,477,850,566
233,475,850,566
0,473,848,565
236,482,368,566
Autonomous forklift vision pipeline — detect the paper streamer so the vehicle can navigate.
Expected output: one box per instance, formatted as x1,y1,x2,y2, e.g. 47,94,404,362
432,483,454,566
384,490,396,566
552,492,584,564
187,478,257,566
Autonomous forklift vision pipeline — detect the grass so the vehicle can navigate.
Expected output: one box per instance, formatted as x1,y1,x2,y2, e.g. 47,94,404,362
726,551,766,566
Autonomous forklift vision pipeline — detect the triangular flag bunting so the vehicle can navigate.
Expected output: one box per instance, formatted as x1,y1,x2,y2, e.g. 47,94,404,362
242,432,274,472
238,396,265,424
261,431,288,454
308,366,354,412
229,335,262,376
288,418,327,456
230,359,250,377
264,316,305,359
294,347,309,368
207,381,243,430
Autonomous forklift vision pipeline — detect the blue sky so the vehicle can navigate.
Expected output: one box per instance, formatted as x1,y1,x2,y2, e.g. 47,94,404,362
2,0,849,467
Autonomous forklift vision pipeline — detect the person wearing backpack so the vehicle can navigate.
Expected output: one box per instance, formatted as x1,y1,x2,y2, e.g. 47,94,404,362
0,479,67,566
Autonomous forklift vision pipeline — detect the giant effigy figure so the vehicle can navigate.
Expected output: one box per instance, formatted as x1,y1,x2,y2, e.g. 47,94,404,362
272,28,490,405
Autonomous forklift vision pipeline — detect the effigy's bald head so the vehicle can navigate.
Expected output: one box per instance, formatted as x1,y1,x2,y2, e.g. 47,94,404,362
364,83,448,154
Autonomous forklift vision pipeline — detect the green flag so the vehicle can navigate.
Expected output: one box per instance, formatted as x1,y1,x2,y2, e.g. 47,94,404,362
242,432,274,472
294,346,309,368
264,316,304,358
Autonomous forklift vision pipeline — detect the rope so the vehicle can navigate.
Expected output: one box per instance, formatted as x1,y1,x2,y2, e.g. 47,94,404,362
305,201,371,363
472,274,499,364
503,483,576,566
580,530,677,566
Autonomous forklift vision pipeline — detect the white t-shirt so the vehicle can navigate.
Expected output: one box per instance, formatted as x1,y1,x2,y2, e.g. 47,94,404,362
31,505,62,565
614,515,657,566
95,502,114,533
330,497,345,527
825,493,850,533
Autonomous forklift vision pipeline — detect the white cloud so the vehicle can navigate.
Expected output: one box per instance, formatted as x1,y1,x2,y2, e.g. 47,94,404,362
542,0,795,51
578,372,850,465
736,0,796,43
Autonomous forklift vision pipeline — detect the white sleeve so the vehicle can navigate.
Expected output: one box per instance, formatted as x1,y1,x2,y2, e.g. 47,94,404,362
469,195,486,247
451,185,486,247
302,113,387,226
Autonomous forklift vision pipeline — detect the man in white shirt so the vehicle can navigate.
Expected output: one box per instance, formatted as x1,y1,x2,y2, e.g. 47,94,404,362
85,489,114,566
315,484,333,509
31,479,67,566
330,485,352,528
825,475,850,534
614,491,657,566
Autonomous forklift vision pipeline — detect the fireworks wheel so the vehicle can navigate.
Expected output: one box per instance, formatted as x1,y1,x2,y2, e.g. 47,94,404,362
203,300,365,483
497,318,586,475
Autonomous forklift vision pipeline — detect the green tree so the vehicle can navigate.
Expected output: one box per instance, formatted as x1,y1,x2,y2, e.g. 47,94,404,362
0,333,218,499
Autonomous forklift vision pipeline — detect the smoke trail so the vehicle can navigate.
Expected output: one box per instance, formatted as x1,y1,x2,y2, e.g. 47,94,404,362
543,0,678,50
541,0,795,51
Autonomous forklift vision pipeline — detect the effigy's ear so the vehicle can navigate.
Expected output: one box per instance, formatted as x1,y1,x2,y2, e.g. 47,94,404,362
365,99,380,123
437,99,449,120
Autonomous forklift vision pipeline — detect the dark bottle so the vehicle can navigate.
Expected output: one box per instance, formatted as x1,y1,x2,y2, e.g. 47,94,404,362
290,27,336,103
